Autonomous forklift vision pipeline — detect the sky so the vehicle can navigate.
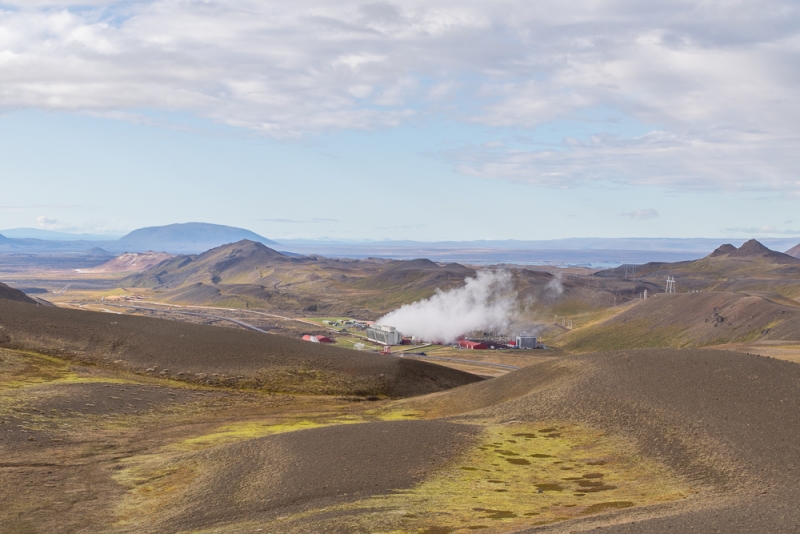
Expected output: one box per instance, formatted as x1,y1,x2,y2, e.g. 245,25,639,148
1,0,799,242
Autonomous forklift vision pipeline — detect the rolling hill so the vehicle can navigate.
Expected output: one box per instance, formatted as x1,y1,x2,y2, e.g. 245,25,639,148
120,240,477,316
786,242,800,259
596,239,800,298
0,298,480,397
558,291,800,352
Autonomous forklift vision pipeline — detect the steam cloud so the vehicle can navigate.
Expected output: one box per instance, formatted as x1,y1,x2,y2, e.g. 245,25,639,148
377,270,518,343
545,271,564,295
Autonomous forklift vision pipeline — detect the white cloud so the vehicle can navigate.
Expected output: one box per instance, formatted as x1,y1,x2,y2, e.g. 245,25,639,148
0,1,798,189
449,129,800,192
34,215,121,234
722,226,800,236
622,209,659,220
36,215,64,230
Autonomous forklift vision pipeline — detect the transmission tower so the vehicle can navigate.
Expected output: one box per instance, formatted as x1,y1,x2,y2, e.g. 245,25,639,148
665,277,676,293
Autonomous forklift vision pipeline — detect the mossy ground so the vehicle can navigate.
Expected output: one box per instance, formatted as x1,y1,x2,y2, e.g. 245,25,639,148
0,348,74,389
216,422,692,533
110,421,691,533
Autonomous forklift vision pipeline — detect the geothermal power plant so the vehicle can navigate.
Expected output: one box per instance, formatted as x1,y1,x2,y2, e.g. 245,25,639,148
366,323,540,350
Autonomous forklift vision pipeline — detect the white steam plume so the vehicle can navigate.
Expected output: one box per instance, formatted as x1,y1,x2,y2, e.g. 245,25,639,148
545,271,564,295
377,270,518,343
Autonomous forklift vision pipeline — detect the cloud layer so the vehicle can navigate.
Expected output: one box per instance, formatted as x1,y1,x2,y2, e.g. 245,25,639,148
1,1,798,191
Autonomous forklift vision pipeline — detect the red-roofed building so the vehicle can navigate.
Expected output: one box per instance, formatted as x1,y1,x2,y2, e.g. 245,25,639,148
302,334,334,343
458,340,488,350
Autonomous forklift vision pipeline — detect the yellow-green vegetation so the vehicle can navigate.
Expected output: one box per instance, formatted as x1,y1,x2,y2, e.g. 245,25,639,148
172,415,365,451
370,407,426,421
112,408,376,526
563,321,689,353
550,296,613,318
0,348,73,390
0,349,182,393
272,422,693,533
111,415,692,533
113,454,200,528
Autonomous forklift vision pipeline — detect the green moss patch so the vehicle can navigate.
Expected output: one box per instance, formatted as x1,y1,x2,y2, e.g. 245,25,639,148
269,422,693,532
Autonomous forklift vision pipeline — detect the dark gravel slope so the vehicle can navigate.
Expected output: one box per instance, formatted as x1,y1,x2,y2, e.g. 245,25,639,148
0,281,36,304
148,420,480,533
0,299,481,397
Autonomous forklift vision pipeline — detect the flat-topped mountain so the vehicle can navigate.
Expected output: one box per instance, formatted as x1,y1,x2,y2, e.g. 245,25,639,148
112,222,278,254
0,222,279,254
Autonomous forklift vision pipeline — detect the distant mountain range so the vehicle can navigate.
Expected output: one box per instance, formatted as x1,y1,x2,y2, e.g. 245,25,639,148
0,228,124,241
1,222,799,265
0,222,277,254
276,237,800,265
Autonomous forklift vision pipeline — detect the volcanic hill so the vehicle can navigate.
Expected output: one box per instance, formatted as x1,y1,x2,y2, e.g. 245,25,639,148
596,239,800,298
120,240,477,316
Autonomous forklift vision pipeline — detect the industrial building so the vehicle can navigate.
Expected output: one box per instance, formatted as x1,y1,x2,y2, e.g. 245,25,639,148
366,324,403,345
458,340,488,350
516,335,537,349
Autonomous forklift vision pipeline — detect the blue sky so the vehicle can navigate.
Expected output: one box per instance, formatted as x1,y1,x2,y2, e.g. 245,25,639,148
1,1,799,241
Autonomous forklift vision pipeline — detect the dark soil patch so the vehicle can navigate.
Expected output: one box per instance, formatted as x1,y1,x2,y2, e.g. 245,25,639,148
582,501,634,514
22,383,222,416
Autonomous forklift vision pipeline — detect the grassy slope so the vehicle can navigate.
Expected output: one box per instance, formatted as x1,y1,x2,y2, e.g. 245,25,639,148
558,292,800,353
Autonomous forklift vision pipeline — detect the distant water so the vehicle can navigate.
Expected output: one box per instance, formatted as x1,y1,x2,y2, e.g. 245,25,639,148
279,245,706,268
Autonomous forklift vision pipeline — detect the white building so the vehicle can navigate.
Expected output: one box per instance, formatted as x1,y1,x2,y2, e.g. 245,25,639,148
516,335,537,349
366,324,403,345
